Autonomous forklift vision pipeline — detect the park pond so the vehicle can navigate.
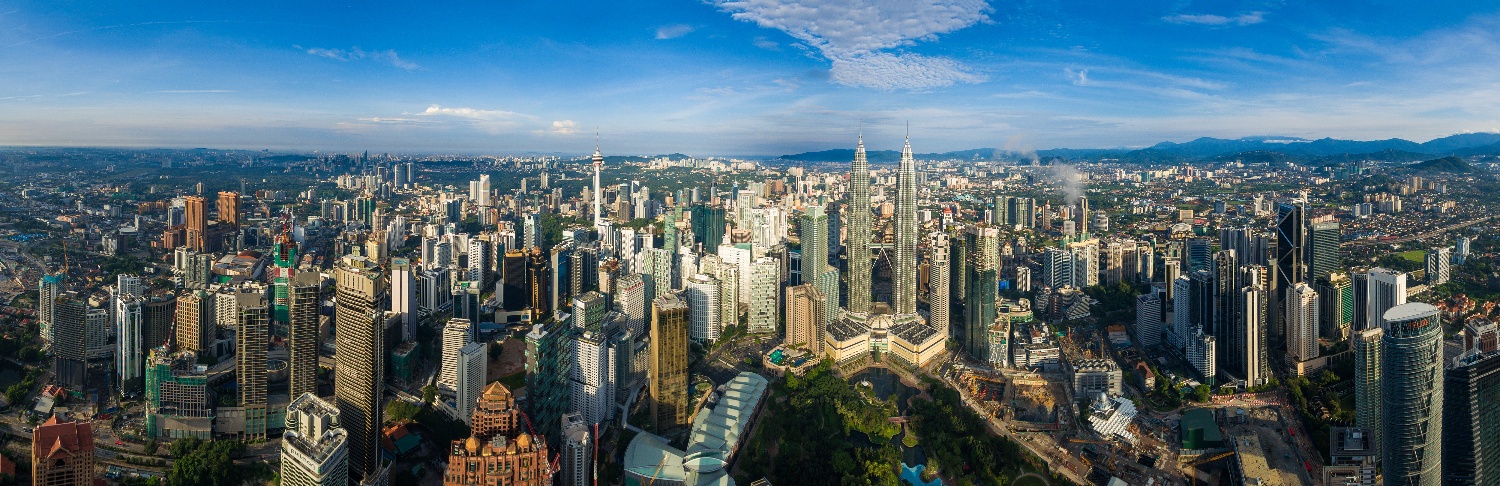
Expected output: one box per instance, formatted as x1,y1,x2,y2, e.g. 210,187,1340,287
848,368,937,482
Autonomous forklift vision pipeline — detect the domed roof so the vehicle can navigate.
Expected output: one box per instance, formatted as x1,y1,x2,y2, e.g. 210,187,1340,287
516,433,533,450
465,436,481,454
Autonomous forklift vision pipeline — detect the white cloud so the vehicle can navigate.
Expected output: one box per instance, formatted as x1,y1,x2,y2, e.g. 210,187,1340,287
415,105,534,133
656,24,696,40
301,46,419,70
1163,11,1266,26
549,120,579,134
710,0,992,90
1067,68,1089,86
753,36,780,50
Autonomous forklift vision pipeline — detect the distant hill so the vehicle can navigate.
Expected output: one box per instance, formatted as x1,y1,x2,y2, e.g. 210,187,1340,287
775,132,1500,164
1410,156,1477,173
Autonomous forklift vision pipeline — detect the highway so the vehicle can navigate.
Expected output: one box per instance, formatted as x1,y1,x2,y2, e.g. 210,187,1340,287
1342,215,1492,248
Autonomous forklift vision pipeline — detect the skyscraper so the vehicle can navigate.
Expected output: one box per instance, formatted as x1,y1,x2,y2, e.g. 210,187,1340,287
455,342,486,426
1353,327,1384,461
1426,247,1451,286
391,258,416,341
1443,351,1500,485
929,232,951,338
1274,200,1306,342
288,272,321,400
175,290,216,354
649,293,690,432
561,413,591,486
216,191,242,228
747,257,779,334
333,255,387,482
185,195,207,252
439,318,473,390
51,293,87,389
1318,273,1354,341
1380,303,1444,485
685,274,722,343
1307,221,1340,282
282,393,349,486
784,284,825,355
846,135,872,314
116,293,145,393
894,137,918,315
1286,282,1320,364
237,291,271,440
800,204,840,326
1368,268,1407,330
964,226,999,362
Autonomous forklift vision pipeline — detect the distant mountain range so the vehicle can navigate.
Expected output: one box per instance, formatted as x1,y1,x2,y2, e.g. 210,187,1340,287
775,133,1500,164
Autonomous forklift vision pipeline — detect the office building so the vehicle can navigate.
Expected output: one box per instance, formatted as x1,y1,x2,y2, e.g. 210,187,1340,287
439,318,473,390
1274,200,1306,341
615,274,647,337
1071,359,1124,397
1318,273,1354,341
289,271,321,401
847,136,873,314
1286,282,1320,363
685,274,722,343
1307,221,1341,282
1353,327,1384,461
570,327,616,426
443,383,552,486
964,226,999,362
800,204,840,326
561,413,591,486
175,290,216,355
649,293,690,432
1443,350,1500,485
238,291,271,440
785,284,825,356
334,255,387,482
747,257,779,334
1427,247,1451,286
117,294,146,394
282,393,349,486
1368,268,1407,330
1380,303,1444,485
38,274,64,347
1135,292,1163,347
929,232,951,339
1325,427,1377,486
31,415,94,486
217,191,242,228
51,294,87,389
390,258,416,340
893,137,918,314
185,195,207,252
454,342,487,426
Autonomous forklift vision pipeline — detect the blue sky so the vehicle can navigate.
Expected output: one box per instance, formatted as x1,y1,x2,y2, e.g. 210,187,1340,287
2,0,1499,155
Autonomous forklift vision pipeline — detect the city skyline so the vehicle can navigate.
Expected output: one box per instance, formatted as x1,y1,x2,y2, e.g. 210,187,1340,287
3,1,1500,154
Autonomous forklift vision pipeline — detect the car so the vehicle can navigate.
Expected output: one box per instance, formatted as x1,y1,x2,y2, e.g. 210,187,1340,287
115,440,124,445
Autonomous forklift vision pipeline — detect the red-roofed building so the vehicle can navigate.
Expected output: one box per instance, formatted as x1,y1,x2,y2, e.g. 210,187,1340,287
31,415,93,486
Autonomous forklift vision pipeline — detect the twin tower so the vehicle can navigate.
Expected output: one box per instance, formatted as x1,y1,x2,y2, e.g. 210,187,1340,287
846,135,919,317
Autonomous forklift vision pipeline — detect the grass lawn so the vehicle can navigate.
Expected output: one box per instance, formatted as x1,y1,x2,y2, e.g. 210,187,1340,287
1399,249,1426,263
497,371,527,391
1013,475,1049,486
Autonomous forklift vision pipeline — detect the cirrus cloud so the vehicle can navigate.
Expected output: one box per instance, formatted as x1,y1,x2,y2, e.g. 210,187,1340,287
300,45,420,70
655,24,696,40
709,0,992,90
1163,11,1266,27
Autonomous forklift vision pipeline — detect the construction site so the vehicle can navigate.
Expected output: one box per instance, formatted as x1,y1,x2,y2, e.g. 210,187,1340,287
1176,406,1313,486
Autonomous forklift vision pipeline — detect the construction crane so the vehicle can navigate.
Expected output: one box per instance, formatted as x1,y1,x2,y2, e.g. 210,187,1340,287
1182,451,1236,486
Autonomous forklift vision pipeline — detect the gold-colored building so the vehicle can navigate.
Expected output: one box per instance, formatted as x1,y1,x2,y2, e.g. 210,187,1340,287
650,293,690,432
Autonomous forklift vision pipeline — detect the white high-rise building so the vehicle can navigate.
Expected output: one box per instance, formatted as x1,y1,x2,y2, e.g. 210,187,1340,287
615,274,647,337
438,318,472,391
1425,247,1451,286
569,330,617,425
1135,292,1162,347
390,258,416,341
685,274,722,343
1172,276,1192,350
1286,282,1320,363
477,174,492,207
717,243,753,306
1240,285,1269,387
454,342,486,425
928,232,951,337
1187,328,1217,381
1367,268,1407,330
115,295,145,392
561,413,592,486
747,257,780,334
281,393,349,486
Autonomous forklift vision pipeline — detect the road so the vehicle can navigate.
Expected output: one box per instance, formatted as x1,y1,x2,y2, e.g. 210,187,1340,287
937,372,1091,486
1341,215,1492,248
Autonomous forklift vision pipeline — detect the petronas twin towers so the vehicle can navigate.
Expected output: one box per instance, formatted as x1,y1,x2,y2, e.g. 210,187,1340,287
846,134,919,316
